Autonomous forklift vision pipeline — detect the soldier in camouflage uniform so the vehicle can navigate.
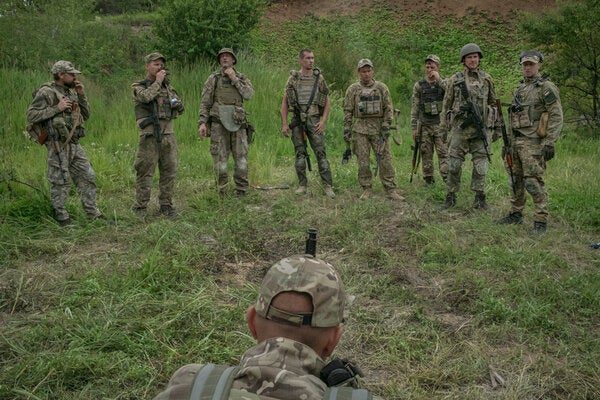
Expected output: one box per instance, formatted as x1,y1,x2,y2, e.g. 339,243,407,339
198,48,254,197
132,52,184,217
153,254,377,400
281,49,335,198
26,60,102,226
441,43,497,209
343,59,403,200
410,54,448,185
497,51,563,233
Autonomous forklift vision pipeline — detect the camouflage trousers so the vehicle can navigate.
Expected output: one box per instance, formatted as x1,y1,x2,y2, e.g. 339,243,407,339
507,136,549,223
46,142,101,221
419,124,448,180
210,122,248,193
134,133,178,208
353,132,396,190
291,125,333,187
446,129,489,193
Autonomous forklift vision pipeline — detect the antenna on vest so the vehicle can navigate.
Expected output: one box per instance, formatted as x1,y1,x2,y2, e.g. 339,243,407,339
305,228,317,257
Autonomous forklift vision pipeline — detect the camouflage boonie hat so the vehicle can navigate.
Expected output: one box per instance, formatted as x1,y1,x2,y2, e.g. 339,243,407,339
255,255,348,328
145,52,166,64
357,58,373,69
51,61,81,74
520,50,543,64
217,48,237,64
425,54,441,65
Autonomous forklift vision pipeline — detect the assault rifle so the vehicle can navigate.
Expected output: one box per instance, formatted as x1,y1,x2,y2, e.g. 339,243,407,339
497,99,516,195
458,81,491,162
45,120,68,184
289,117,312,172
341,143,352,164
410,120,422,183
138,100,162,143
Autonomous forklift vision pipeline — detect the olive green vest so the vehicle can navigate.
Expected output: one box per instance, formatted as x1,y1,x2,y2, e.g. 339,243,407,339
214,74,243,106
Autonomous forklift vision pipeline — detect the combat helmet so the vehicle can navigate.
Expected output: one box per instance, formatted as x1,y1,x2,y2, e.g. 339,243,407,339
217,48,237,64
460,43,483,62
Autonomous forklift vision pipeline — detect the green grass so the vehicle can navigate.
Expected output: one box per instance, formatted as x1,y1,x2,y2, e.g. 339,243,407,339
1,9,600,400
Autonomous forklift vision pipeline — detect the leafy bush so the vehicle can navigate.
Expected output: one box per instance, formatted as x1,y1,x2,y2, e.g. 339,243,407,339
154,0,265,63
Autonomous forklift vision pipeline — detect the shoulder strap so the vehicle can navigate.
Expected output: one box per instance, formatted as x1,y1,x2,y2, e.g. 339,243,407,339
302,70,321,114
189,363,240,400
324,387,373,400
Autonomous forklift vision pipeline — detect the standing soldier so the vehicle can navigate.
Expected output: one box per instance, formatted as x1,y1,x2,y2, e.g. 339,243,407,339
410,54,448,185
132,52,184,217
26,60,103,226
497,51,563,233
441,43,497,209
198,48,254,197
281,49,335,198
343,59,403,200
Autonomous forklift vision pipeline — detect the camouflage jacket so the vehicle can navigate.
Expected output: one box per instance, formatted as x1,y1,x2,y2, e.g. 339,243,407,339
132,78,184,135
26,82,90,142
410,77,447,129
198,70,254,125
152,337,381,400
509,73,563,146
343,80,393,136
284,69,329,120
440,68,496,139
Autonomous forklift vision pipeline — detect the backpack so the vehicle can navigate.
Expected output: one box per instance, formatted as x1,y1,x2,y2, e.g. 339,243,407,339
189,364,372,400
25,83,63,145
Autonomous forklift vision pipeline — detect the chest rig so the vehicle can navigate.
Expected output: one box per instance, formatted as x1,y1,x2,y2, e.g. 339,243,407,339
214,74,243,106
134,79,175,120
419,79,444,124
354,84,383,118
510,76,548,129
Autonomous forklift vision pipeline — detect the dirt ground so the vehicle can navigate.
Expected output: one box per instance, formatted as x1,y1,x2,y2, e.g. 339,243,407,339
266,0,557,21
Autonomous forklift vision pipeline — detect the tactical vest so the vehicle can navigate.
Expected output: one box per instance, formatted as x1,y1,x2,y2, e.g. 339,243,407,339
510,76,550,129
188,364,372,400
354,84,383,118
418,79,444,124
214,74,243,106
133,79,174,120
287,69,326,116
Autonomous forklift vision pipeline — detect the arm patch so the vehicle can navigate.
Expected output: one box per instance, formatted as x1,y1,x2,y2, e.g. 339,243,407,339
543,88,557,104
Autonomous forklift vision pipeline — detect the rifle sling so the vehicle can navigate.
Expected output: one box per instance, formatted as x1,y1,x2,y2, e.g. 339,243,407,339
291,71,321,128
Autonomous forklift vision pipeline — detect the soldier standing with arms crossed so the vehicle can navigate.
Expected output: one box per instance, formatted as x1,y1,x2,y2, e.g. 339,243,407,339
343,59,403,201
410,54,448,185
497,50,563,233
441,43,497,209
132,52,184,217
26,60,103,226
281,49,335,198
198,48,254,197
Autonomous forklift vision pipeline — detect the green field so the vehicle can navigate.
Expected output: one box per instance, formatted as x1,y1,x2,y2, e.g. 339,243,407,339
1,6,599,400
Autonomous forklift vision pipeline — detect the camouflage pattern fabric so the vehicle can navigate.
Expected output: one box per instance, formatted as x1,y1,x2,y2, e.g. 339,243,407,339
441,68,496,194
343,80,397,190
133,134,178,208
198,71,254,125
210,122,249,193
26,82,99,222
418,125,448,180
507,73,563,223
255,255,347,327
132,77,184,208
291,124,333,187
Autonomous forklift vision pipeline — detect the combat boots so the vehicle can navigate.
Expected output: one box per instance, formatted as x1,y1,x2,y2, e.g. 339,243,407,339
359,188,373,199
386,189,405,201
497,211,523,225
473,191,487,209
159,205,177,218
532,221,547,234
424,176,434,185
295,185,307,195
324,185,336,198
442,192,456,209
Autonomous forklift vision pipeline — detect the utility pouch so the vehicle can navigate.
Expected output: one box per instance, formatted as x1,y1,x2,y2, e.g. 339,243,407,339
536,112,549,138
510,109,533,129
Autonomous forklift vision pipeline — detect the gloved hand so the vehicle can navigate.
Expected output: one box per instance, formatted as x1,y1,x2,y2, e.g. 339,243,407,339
542,145,555,161
381,127,390,138
343,129,351,142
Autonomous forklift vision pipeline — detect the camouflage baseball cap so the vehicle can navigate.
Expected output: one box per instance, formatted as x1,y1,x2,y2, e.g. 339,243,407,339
145,52,166,64
255,255,348,328
425,54,441,65
51,61,81,74
520,50,543,64
217,48,237,64
357,58,373,69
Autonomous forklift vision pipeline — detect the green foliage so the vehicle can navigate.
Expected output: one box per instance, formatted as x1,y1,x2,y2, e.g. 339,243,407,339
520,0,600,131
154,0,266,63
0,0,153,81
94,0,163,14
